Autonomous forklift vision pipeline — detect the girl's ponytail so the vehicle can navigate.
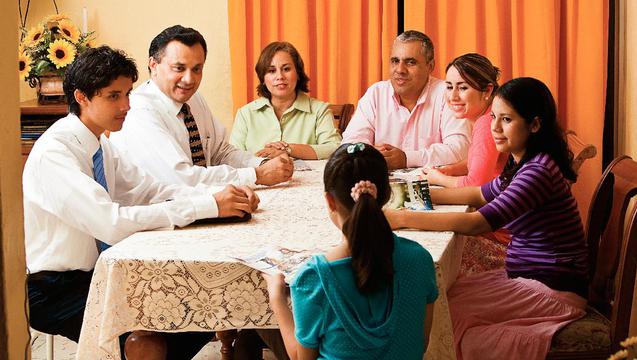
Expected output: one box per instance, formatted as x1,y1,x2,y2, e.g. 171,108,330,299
324,144,394,293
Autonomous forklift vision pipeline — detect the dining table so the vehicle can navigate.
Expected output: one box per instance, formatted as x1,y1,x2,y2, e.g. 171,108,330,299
76,160,468,359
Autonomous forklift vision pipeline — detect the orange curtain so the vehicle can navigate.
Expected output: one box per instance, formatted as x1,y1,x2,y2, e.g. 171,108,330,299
404,0,608,221
228,0,396,115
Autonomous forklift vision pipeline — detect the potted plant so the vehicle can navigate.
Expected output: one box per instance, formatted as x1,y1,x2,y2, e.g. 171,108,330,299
18,13,94,104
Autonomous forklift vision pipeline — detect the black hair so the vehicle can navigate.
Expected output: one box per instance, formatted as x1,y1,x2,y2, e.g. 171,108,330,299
64,46,138,116
495,77,576,189
148,25,207,70
323,144,394,293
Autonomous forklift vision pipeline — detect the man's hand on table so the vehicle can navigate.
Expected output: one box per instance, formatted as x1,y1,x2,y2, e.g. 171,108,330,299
375,144,407,170
255,153,294,185
213,184,259,218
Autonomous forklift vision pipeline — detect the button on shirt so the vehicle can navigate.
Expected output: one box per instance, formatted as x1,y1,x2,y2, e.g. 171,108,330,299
23,114,221,273
109,80,263,187
230,93,342,160
342,78,471,167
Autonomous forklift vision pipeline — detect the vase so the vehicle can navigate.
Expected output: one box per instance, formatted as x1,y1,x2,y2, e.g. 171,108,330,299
37,73,66,104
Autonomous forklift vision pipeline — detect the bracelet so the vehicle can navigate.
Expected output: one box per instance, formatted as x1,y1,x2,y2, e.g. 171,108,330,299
284,143,292,155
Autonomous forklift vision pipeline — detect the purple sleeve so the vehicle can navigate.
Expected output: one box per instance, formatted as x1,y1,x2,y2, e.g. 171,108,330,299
478,163,553,230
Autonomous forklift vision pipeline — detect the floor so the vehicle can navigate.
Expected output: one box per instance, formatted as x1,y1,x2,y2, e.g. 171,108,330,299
31,332,277,360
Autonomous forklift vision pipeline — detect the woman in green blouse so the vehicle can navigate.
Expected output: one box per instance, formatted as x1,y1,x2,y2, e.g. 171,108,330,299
230,41,341,160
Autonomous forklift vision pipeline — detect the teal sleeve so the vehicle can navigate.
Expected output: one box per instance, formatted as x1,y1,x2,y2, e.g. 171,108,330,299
290,261,325,348
421,248,439,304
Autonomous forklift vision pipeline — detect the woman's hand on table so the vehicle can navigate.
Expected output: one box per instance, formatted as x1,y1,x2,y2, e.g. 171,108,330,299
256,141,290,158
213,185,254,218
262,272,288,303
424,168,446,186
256,147,286,158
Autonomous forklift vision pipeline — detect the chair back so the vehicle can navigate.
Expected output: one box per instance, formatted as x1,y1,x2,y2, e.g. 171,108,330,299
328,104,355,134
566,130,597,174
586,155,637,348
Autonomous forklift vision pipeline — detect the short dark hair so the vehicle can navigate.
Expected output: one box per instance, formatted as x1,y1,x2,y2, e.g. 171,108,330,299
255,41,310,99
148,25,207,67
396,30,434,62
64,46,138,116
446,53,500,99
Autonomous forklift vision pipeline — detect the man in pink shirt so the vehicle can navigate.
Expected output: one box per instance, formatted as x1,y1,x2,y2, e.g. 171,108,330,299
342,30,470,169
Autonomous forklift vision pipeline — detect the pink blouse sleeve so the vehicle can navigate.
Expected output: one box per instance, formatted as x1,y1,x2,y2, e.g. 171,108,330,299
456,113,502,187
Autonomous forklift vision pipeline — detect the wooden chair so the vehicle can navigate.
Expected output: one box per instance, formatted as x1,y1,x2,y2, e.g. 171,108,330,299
328,103,355,135
547,155,637,359
566,130,597,174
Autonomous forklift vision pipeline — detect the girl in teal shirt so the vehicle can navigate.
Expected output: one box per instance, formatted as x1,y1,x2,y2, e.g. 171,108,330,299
264,143,438,359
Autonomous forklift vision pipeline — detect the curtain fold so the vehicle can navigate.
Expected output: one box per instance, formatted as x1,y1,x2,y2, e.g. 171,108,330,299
404,0,608,221
228,0,396,115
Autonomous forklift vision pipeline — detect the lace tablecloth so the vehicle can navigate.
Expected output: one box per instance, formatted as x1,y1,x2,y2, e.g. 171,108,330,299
76,161,466,359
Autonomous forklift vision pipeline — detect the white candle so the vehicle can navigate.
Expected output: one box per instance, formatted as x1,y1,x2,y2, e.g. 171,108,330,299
82,7,88,33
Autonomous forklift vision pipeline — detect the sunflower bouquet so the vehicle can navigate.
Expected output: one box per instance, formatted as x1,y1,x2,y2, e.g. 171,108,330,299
18,13,94,87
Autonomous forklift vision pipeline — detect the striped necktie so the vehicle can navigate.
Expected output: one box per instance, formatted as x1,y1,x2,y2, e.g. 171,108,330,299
179,104,207,166
93,146,110,253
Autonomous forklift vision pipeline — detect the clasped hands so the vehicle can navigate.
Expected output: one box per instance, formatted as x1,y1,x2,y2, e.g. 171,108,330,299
256,141,290,158
213,184,260,218
375,143,407,170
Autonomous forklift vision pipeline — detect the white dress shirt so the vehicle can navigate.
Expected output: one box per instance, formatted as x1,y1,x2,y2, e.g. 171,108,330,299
23,114,221,273
110,80,263,187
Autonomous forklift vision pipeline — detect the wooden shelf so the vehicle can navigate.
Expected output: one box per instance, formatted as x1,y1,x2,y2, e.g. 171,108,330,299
20,99,68,161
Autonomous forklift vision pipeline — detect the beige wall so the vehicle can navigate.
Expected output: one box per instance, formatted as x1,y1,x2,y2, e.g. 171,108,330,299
625,0,637,158
19,0,236,129
2,0,29,357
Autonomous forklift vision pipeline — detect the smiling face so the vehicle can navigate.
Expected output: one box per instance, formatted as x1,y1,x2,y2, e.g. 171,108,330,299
75,75,133,137
445,65,491,121
264,50,298,102
490,96,540,163
389,41,433,101
149,40,205,103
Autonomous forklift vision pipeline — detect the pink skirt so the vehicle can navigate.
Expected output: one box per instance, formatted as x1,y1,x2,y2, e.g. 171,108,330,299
448,269,587,360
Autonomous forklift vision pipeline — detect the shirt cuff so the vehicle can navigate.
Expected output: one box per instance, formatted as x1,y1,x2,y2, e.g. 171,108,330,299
405,150,423,168
247,155,266,168
237,167,257,186
191,194,219,219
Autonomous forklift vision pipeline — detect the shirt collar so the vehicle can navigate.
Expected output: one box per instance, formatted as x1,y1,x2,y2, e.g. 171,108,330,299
249,92,311,114
147,79,186,117
66,113,102,155
390,76,433,110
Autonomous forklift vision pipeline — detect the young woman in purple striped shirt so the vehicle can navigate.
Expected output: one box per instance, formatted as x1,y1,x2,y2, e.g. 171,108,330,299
386,77,588,360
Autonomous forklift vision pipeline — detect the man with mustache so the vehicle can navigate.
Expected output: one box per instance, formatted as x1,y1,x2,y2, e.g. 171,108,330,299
110,25,293,188
342,30,470,170
23,46,258,360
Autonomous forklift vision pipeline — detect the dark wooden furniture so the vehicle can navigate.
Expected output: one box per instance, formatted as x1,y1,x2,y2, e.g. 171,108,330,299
328,103,355,135
566,130,597,174
547,155,637,359
20,99,67,163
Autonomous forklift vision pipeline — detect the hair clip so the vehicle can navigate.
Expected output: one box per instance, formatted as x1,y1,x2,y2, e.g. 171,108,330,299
346,143,365,154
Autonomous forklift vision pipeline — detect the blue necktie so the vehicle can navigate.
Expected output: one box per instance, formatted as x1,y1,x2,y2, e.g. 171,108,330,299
93,146,110,253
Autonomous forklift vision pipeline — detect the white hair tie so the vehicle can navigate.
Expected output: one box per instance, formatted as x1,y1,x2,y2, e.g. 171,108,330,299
350,180,377,202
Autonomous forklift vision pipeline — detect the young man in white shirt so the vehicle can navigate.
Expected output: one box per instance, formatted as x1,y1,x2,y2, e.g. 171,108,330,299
24,46,257,359
109,25,294,188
